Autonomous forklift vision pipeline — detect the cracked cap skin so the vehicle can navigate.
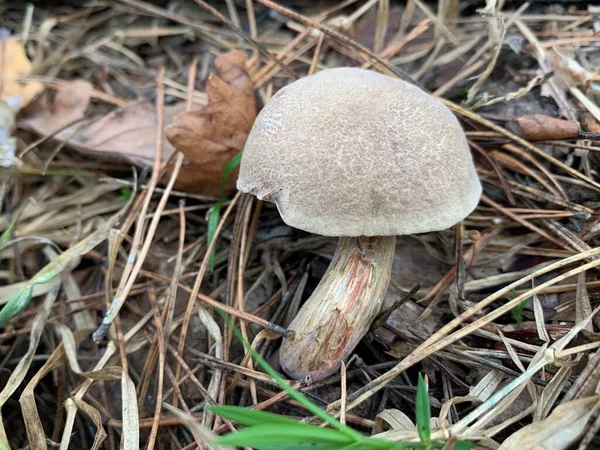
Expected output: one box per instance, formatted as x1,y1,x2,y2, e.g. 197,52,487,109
237,67,482,236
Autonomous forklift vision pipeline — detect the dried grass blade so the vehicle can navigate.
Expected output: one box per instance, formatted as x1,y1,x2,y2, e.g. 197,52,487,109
374,0,389,54
71,398,107,450
576,272,593,332
466,1,506,103
535,363,573,422
19,344,67,450
198,307,223,428
329,247,600,415
59,312,152,450
56,323,140,449
445,100,600,191
163,403,233,450
0,282,60,448
0,200,124,327
499,396,600,450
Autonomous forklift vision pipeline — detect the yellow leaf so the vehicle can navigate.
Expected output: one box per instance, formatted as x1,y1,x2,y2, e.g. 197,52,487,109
1,38,44,110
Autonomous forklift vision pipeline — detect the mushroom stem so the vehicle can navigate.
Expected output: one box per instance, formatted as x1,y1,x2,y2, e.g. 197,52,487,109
280,235,396,381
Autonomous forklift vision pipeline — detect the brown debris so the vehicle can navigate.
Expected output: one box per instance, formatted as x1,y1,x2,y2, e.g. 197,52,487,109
0,37,43,110
506,114,580,141
21,80,185,166
165,51,257,196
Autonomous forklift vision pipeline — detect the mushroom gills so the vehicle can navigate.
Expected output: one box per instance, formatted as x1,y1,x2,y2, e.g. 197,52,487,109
280,235,395,381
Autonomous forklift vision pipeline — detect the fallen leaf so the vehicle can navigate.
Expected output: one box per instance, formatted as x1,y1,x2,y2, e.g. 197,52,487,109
506,114,580,141
581,112,600,134
20,80,184,166
499,396,600,450
165,50,257,196
0,37,44,110
22,80,92,130
549,47,595,90
18,51,255,193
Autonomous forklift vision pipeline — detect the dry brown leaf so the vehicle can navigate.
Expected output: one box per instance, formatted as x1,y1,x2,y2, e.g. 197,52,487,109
499,396,600,450
165,50,257,196
1,37,44,110
549,47,595,90
506,114,580,141
581,112,600,134
21,80,185,166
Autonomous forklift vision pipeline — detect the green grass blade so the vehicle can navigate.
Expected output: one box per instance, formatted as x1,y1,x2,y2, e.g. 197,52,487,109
0,285,33,328
207,200,224,271
117,187,132,201
206,405,300,427
450,441,476,450
511,297,529,323
0,197,33,248
337,442,417,450
214,424,354,449
416,374,431,445
220,152,242,195
208,405,415,450
213,308,362,441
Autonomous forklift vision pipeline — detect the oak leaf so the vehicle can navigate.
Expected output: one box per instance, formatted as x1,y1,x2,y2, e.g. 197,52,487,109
165,51,257,196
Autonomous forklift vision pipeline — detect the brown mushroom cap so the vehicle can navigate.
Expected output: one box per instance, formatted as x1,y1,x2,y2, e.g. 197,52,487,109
237,68,481,236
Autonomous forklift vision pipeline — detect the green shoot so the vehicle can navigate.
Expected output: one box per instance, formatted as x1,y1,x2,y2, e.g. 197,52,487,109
117,187,132,201
416,374,431,447
210,308,362,439
220,152,242,193
510,291,530,324
207,308,476,450
206,152,242,271
207,200,224,271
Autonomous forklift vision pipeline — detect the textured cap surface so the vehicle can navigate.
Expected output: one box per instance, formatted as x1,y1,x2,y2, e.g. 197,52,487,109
237,67,481,236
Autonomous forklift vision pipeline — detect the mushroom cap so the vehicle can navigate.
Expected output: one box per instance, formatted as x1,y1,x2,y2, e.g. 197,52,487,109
237,67,482,237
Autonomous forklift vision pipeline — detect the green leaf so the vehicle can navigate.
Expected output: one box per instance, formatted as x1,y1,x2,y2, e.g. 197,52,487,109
212,308,363,441
0,285,34,327
450,440,477,450
207,405,300,427
511,296,530,324
207,200,224,271
220,152,242,195
214,424,354,450
208,406,411,450
117,187,132,201
416,374,431,445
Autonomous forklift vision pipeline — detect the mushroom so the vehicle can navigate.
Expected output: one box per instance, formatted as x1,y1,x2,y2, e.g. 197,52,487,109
237,67,481,381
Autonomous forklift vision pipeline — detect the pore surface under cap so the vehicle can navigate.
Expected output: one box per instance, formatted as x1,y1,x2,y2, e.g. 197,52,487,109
237,67,482,237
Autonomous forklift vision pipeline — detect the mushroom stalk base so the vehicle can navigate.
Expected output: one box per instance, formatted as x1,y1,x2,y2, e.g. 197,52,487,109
280,235,396,381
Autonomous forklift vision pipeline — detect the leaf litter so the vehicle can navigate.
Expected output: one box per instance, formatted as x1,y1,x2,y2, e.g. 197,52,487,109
166,50,257,196
0,36,44,111
20,80,186,167
2,1,600,450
